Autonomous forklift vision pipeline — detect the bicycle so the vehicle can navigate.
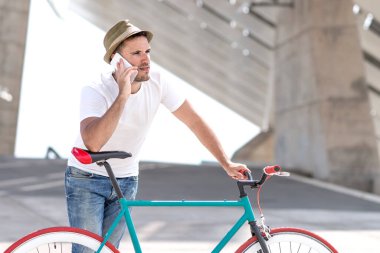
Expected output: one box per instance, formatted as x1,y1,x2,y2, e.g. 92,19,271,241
5,147,338,253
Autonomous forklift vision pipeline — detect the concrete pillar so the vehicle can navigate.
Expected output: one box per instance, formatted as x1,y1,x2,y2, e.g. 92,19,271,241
274,0,380,192
0,0,30,155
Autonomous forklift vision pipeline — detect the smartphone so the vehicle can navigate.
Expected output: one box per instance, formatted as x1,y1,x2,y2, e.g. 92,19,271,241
110,52,132,69
110,53,137,82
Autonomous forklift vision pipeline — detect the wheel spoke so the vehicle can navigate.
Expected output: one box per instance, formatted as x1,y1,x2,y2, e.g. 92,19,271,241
5,227,118,253
297,243,301,253
236,228,337,253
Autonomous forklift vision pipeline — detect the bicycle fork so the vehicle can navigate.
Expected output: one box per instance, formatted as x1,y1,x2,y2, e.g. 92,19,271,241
249,221,270,253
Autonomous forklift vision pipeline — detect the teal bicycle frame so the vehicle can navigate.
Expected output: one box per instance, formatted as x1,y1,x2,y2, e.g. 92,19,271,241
95,160,263,253
98,197,256,253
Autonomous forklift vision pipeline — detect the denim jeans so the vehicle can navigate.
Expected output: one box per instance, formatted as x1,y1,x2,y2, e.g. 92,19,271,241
65,166,138,253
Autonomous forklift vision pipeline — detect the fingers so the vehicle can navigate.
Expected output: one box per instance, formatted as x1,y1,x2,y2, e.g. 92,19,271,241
223,161,251,181
227,165,250,181
116,59,136,73
115,61,138,84
228,169,245,180
119,67,137,79
238,169,250,180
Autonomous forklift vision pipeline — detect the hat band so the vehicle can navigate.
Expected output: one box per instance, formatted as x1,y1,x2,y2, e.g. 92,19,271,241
109,28,145,50
109,31,131,50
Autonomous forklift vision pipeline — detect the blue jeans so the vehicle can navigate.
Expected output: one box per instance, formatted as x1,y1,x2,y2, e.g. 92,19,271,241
65,166,138,253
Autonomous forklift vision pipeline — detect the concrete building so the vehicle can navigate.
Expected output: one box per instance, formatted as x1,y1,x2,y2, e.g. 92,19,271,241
1,0,380,194
0,1,30,155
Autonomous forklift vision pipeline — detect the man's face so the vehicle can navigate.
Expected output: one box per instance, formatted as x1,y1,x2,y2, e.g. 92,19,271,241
121,36,151,82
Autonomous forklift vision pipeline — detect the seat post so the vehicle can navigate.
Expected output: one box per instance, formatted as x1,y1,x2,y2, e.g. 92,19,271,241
98,161,125,199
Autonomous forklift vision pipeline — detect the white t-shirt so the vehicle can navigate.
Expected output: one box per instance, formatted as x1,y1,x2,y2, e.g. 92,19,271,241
67,70,185,177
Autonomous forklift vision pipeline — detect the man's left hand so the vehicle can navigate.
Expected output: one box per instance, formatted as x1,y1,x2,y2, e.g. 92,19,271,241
223,162,250,180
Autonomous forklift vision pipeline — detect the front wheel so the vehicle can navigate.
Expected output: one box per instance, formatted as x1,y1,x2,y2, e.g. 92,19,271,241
5,227,119,253
236,227,338,253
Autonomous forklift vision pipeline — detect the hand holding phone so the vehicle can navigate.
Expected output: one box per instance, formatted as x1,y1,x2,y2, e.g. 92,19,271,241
110,52,132,69
110,53,137,83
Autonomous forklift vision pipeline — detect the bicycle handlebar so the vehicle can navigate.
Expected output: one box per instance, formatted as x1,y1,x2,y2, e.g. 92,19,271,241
238,165,286,197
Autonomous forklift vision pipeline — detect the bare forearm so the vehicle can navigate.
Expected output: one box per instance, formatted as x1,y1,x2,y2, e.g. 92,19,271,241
81,95,128,151
190,119,251,180
173,101,231,167
173,100,249,179
192,119,231,167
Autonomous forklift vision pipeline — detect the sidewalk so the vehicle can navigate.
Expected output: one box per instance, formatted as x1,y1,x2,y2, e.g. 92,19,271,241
0,158,380,252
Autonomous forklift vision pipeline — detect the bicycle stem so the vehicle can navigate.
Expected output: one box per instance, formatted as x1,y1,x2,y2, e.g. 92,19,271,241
237,172,267,197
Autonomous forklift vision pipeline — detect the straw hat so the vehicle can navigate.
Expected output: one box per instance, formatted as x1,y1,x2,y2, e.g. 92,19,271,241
103,20,153,63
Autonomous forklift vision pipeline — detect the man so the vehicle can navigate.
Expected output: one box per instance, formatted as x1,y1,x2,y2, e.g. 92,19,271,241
65,19,249,252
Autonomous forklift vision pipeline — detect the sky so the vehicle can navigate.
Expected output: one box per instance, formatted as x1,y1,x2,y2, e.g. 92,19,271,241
15,0,259,164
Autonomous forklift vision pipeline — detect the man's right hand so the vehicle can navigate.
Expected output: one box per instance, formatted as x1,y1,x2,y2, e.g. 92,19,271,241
113,58,138,97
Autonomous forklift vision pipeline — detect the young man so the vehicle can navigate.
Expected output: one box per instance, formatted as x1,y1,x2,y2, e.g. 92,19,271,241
65,19,249,252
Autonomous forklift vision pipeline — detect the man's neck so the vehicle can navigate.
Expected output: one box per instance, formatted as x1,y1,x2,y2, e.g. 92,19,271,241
131,82,142,94
112,73,142,94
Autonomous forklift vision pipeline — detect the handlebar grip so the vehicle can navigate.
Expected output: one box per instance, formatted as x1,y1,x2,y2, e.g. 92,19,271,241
243,171,253,181
263,165,281,175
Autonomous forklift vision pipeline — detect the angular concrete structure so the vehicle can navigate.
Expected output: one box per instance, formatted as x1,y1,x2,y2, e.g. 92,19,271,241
274,0,379,192
0,0,30,155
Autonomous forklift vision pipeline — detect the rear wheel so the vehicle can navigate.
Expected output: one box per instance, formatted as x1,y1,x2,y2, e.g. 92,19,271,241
5,227,119,253
236,227,338,253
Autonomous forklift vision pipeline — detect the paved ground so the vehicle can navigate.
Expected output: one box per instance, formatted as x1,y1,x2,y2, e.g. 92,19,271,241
0,157,380,252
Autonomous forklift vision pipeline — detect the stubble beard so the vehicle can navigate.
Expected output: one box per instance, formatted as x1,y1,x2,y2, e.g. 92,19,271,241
134,72,150,82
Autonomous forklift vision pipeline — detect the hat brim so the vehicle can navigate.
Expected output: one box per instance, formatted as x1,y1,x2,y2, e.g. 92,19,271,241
104,30,153,64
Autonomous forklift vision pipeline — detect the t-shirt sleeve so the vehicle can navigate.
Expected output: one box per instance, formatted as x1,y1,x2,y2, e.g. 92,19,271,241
160,75,186,112
79,86,108,121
